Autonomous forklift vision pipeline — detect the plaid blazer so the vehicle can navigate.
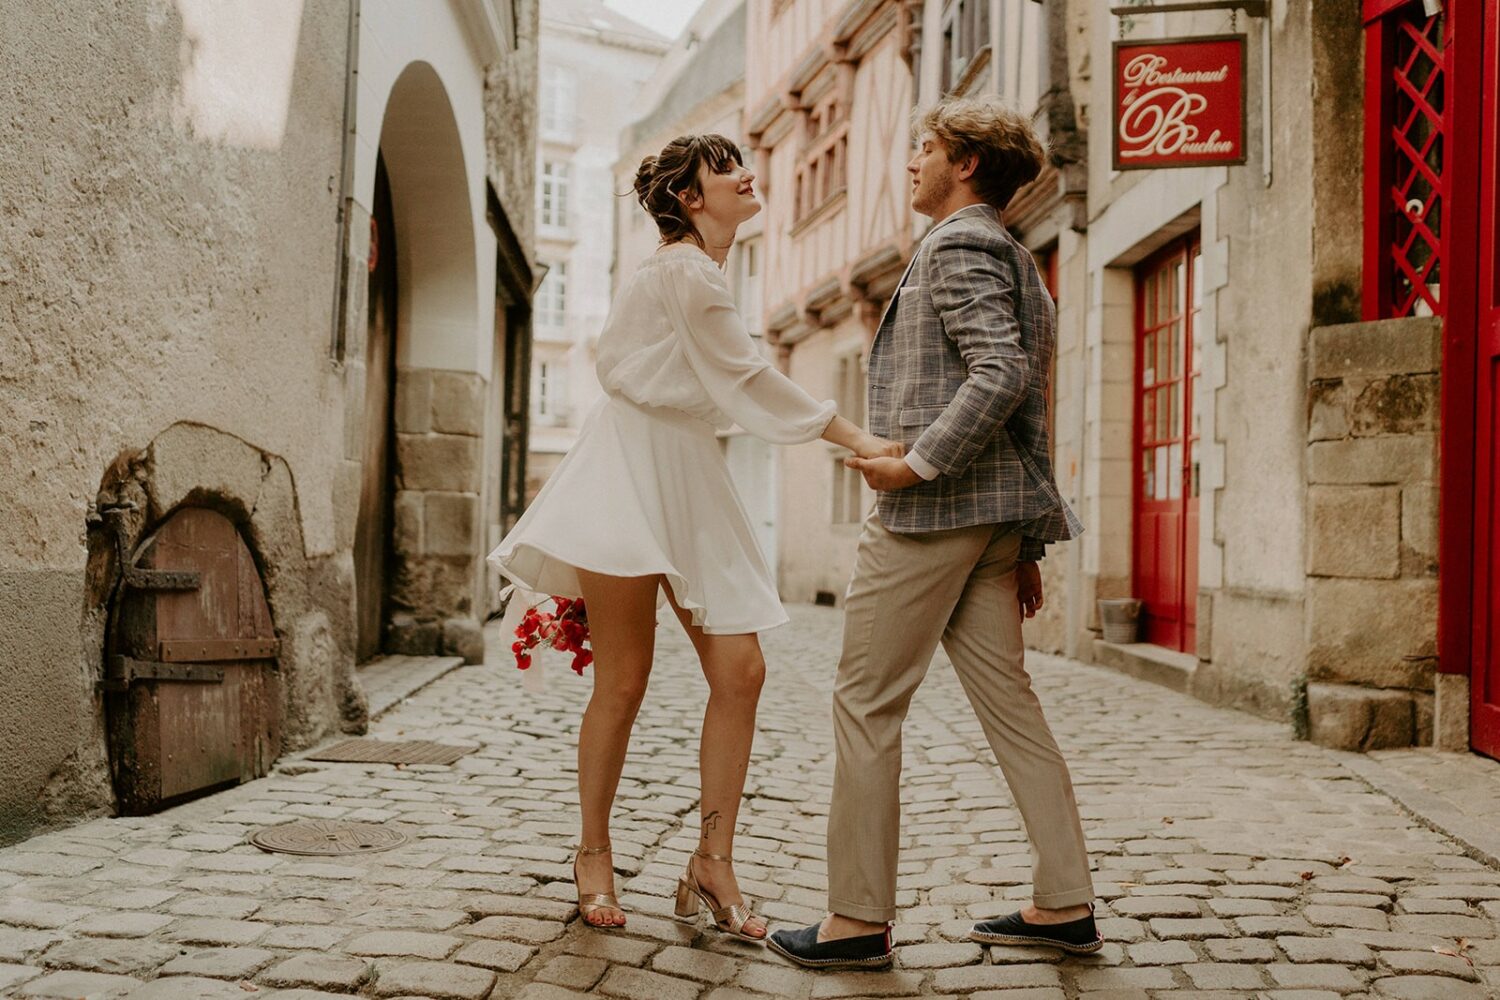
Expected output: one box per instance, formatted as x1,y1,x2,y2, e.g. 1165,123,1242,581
868,204,1082,561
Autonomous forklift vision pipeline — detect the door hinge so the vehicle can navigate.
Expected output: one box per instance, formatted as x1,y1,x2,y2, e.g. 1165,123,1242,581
99,656,226,692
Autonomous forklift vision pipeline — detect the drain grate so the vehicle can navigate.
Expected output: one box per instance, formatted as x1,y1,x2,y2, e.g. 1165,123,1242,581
251,819,408,856
303,738,474,766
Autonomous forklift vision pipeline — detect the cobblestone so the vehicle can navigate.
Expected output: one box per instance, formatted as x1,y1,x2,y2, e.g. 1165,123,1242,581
1,606,1499,998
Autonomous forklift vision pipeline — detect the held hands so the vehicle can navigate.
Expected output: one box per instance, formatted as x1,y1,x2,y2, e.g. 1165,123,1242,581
844,455,923,491
851,432,905,461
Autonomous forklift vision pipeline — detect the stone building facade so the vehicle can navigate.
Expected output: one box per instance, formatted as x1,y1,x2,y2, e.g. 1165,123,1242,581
526,2,668,501
0,0,540,843
749,1,1491,758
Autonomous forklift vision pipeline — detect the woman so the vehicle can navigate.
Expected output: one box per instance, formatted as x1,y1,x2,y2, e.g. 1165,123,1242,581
488,134,901,941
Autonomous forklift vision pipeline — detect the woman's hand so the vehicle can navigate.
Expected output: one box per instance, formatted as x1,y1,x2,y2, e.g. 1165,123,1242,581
853,432,905,460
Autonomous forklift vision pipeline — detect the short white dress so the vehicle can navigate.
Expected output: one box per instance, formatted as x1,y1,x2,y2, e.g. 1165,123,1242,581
488,242,837,634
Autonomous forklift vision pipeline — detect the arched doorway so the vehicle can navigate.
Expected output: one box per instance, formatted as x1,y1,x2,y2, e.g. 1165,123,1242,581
361,60,487,656
354,155,398,663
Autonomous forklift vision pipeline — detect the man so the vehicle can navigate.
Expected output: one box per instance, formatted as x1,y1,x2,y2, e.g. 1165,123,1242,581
768,98,1099,970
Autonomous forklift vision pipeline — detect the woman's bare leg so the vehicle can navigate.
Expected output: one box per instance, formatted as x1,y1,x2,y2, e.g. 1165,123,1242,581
574,570,661,927
664,589,768,938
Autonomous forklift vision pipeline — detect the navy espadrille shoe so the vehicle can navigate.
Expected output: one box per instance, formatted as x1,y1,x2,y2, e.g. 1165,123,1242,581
969,907,1103,954
767,922,894,970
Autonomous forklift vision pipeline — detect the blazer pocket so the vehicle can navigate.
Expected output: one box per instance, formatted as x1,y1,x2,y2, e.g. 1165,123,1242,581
899,405,949,427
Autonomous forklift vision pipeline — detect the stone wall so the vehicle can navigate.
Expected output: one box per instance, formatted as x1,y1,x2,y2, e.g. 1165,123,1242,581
1303,316,1448,750
387,369,488,664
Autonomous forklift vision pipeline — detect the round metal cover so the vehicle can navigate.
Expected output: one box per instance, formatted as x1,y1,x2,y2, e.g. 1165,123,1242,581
251,819,408,856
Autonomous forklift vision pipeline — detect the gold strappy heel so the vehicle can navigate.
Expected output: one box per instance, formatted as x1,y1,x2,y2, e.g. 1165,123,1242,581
674,849,765,944
573,843,623,929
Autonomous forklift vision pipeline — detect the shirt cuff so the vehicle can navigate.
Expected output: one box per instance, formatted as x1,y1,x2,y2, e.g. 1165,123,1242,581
905,450,941,481
1018,538,1046,563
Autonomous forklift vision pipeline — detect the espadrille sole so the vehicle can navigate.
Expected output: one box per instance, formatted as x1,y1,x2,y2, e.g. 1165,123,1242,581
767,936,894,970
968,928,1104,954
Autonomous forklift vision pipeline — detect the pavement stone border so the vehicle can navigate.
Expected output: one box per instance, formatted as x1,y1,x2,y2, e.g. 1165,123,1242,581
1333,749,1500,871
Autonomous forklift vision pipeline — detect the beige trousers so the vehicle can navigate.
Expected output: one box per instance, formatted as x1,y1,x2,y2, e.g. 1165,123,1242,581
826,514,1094,923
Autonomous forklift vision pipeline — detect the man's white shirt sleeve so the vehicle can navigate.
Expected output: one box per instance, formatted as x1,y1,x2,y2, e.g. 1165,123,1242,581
904,451,941,481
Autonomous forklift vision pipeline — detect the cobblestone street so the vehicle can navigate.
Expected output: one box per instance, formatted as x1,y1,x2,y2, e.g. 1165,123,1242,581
2,605,1499,999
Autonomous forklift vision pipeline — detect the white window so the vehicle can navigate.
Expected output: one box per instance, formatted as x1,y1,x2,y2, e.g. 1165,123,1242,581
737,240,762,335
942,0,992,94
537,262,567,327
532,359,570,424
539,161,570,230
541,67,577,139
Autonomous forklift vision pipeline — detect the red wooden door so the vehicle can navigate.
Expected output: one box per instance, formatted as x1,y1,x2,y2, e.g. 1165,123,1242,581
1134,239,1202,651
1472,0,1500,758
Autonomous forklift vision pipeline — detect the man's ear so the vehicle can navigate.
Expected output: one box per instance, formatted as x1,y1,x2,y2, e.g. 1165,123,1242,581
957,154,980,182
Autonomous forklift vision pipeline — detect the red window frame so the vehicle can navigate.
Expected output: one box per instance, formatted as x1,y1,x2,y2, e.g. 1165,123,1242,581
1132,237,1202,652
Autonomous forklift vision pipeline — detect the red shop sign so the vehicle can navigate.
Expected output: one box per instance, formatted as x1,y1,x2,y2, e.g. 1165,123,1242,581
1113,35,1247,170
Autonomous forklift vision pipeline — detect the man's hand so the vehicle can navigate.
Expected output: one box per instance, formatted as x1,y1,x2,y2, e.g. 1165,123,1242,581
1016,561,1043,619
844,456,923,491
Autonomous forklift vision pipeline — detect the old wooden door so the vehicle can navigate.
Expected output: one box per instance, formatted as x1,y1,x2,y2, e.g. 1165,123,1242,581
1472,0,1500,758
354,155,398,662
105,507,281,815
1133,238,1202,651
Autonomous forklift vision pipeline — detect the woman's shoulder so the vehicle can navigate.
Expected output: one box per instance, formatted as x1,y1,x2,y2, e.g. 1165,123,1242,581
641,243,723,281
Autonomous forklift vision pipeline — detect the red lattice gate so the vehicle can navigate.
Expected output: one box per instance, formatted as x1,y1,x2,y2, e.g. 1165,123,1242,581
1363,0,1450,321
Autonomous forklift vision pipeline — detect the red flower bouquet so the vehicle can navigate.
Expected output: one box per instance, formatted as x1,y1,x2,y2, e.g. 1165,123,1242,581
512,596,593,675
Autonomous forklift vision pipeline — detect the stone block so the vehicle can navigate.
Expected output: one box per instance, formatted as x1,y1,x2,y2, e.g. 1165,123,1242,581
1413,690,1434,746
40,938,178,975
1401,482,1439,572
391,489,424,558
442,618,485,665
430,370,485,437
1434,672,1471,751
157,947,277,978
258,953,372,991
125,976,252,999
1307,435,1436,485
386,613,441,656
1307,486,1400,579
396,434,481,493
1308,316,1442,381
1373,975,1492,999
451,939,534,973
1306,577,1438,687
344,930,461,959
1349,374,1438,437
1306,683,1414,751
1308,379,1351,442
395,368,433,434
370,960,496,1000
15,970,141,998
424,492,479,557
536,955,608,989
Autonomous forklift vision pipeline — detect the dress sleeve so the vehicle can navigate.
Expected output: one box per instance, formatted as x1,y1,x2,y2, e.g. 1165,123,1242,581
656,257,837,444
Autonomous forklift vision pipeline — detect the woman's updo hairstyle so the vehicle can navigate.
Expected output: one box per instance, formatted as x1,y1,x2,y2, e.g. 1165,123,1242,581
632,133,744,248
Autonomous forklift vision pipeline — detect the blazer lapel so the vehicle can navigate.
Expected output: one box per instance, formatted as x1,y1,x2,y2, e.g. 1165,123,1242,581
873,204,999,337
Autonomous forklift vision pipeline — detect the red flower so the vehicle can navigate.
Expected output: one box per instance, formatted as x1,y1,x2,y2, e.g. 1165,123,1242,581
511,595,593,672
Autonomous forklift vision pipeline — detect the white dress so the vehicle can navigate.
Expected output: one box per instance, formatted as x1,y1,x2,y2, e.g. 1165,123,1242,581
488,242,837,634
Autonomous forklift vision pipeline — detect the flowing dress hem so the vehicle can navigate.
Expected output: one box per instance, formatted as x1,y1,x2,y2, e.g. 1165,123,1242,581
489,541,791,637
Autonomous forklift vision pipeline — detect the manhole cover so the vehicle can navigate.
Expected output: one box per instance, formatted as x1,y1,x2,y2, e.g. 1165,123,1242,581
303,738,473,766
251,819,409,856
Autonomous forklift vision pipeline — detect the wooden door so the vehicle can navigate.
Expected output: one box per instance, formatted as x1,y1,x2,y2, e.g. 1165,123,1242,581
1133,239,1202,651
105,507,281,815
355,155,398,662
1473,0,1500,758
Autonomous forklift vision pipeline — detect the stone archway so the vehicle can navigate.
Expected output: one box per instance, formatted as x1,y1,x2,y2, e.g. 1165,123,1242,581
359,61,486,663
